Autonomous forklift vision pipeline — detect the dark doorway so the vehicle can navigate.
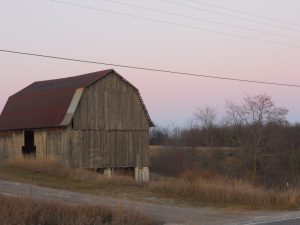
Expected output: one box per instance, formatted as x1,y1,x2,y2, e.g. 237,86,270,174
22,130,36,157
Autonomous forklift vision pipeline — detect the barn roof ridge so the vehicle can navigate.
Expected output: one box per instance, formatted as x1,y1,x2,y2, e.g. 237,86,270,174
0,69,154,131
13,69,114,96
33,69,114,84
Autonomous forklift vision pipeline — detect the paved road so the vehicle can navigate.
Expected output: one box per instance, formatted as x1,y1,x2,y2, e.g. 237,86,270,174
0,179,299,225
242,217,300,225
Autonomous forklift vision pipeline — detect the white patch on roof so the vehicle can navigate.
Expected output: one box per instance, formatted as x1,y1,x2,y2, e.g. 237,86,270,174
59,88,84,126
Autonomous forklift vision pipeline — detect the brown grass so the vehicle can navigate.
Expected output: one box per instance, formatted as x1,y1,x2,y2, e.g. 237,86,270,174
150,173,300,209
0,194,160,225
5,157,70,177
3,158,136,186
1,158,300,209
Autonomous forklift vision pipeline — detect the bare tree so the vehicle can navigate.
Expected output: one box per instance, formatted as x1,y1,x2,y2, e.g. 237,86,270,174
225,94,288,183
195,106,217,128
194,106,218,146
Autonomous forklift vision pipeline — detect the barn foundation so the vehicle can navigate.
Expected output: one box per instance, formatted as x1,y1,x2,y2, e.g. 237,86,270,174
135,167,149,182
102,167,149,182
103,168,113,178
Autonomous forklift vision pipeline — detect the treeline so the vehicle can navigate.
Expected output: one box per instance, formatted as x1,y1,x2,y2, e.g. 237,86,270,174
150,123,300,148
150,94,300,189
150,125,237,147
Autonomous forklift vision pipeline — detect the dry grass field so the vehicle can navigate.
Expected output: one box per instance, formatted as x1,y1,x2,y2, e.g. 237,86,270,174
0,194,159,225
0,156,300,209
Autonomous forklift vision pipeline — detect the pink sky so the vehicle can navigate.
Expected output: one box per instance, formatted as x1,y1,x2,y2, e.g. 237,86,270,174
1,0,300,126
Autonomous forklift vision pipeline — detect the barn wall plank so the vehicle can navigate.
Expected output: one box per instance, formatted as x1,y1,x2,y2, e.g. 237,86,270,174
0,132,14,160
35,130,47,159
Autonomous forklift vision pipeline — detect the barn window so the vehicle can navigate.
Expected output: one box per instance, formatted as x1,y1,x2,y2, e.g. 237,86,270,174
22,130,36,157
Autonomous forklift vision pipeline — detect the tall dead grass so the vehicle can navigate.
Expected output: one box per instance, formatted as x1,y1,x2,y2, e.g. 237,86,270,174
5,157,70,177
3,158,300,209
0,195,160,225
150,171,300,208
4,158,136,186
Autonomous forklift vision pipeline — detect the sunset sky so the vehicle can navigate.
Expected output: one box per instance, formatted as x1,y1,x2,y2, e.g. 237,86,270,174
1,0,300,126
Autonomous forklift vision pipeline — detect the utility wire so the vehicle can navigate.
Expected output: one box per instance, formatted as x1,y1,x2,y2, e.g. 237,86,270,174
185,0,300,27
103,0,300,41
159,0,300,33
50,0,300,49
1,49,300,88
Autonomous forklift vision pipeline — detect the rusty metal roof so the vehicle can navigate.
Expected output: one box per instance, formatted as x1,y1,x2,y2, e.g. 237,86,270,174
0,69,153,131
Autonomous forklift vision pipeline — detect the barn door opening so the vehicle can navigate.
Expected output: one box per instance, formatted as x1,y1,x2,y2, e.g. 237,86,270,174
22,130,36,157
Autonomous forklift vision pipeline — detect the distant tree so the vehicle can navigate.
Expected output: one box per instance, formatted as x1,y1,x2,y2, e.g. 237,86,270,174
225,94,288,184
195,106,217,128
194,106,218,146
149,127,169,145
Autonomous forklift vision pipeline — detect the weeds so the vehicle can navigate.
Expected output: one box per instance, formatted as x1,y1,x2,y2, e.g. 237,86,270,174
0,195,160,225
1,158,300,209
150,175,300,208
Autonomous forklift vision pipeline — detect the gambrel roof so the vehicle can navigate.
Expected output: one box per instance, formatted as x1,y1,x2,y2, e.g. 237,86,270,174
0,70,154,131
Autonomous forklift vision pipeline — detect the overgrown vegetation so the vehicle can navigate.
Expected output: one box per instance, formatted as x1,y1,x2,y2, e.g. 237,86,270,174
0,158,137,192
0,194,159,225
150,94,300,189
150,175,300,209
1,158,300,209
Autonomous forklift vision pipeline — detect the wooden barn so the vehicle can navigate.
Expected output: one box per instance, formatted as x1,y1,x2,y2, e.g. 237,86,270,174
0,69,154,182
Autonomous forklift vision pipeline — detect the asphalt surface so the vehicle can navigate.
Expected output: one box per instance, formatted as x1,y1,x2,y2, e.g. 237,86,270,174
0,179,299,225
242,217,300,225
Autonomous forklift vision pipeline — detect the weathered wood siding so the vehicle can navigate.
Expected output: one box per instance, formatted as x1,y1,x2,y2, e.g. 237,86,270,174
44,128,70,163
0,131,23,160
73,73,149,130
35,130,47,159
68,130,149,168
0,129,71,164
71,72,150,168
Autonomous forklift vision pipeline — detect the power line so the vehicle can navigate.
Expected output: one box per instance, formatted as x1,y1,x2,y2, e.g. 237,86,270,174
1,49,300,88
185,0,300,27
50,0,300,49
103,0,300,41
159,0,300,33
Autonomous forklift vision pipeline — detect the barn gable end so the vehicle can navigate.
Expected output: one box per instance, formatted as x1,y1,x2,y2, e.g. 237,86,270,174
72,72,150,131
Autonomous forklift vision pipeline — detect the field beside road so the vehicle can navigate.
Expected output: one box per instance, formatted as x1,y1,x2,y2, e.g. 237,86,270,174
0,148,300,225
1,179,300,225
0,155,300,210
